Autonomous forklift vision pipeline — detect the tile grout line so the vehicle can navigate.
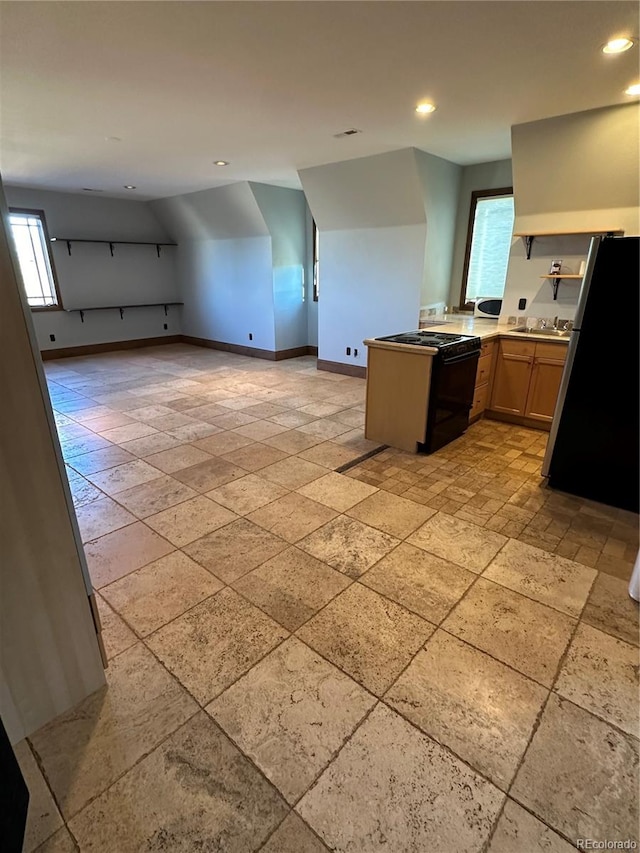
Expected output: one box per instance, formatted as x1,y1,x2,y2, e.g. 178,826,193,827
41,601,295,839
22,738,72,852
28,671,203,830
103,511,630,731
491,567,601,850
45,349,638,849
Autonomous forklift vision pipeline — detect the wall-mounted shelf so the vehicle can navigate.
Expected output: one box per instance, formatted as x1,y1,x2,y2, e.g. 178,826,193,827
66,302,183,322
514,229,623,260
51,238,177,258
539,274,583,301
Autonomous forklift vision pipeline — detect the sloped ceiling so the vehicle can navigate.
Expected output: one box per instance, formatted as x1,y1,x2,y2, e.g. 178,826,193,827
0,1,638,199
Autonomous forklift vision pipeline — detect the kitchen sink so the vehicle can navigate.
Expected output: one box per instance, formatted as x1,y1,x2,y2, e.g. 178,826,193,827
512,327,571,337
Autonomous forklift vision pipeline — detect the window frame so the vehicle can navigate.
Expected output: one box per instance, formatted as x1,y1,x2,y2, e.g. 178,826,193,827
312,219,319,302
9,207,63,312
459,186,514,312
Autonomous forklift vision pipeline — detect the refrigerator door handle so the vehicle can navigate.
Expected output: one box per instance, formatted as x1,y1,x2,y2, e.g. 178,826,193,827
572,235,601,331
542,235,602,478
541,328,581,477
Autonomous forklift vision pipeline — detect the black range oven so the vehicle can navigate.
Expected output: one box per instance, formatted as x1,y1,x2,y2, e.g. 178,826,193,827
374,331,481,453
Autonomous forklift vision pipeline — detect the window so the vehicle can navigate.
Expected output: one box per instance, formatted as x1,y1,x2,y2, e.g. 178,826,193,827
8,208,62,309
312,219,319,302
459,187,514,310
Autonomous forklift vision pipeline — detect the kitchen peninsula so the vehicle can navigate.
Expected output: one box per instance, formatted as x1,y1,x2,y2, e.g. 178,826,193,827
363,329,482,453
363,334,438,452
364,316,570,453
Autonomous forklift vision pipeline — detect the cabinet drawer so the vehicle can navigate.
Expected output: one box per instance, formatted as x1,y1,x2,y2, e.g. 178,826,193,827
499,339,536,358
534,342,568,363
470,382,489,419
475,354,493,387
480,339,496,358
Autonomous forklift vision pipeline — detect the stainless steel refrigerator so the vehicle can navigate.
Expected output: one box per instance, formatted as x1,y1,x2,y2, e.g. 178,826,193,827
542,234,639,513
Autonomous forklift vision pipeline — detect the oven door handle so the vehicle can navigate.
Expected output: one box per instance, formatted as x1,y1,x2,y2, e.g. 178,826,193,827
441,350,480,365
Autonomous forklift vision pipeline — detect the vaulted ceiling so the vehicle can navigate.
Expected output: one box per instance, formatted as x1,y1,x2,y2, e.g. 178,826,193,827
0,1,637,200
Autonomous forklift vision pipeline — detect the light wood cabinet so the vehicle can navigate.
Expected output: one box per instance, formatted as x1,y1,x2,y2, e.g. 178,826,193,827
487,338,566,429
489,340,535,415
364,341,434,452
524,343,567,423
469,339,495,422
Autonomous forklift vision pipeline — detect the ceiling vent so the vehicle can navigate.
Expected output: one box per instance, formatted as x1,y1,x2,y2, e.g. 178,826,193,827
333,128,362,138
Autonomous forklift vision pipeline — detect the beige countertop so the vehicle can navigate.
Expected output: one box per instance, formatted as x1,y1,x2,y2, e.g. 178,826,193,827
418,314,571,344
363,338,438,355
364,316,571,353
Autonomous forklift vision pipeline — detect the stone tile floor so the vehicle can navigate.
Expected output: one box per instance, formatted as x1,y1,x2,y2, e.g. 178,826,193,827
16,344,639,852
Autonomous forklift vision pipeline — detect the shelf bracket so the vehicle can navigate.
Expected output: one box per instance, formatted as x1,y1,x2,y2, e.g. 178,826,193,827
66,240,72,256
109,242,115,257
119,307,124,319
551,278,561,301
522,235,535,260
163,304,168,316
79,310,85,323
156,244,161,258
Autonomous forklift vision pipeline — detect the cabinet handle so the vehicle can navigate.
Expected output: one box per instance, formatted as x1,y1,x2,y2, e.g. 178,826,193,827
534,357,565,366
503,354,533,363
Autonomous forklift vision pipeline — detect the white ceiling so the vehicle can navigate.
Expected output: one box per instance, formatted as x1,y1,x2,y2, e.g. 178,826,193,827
0,1,638,200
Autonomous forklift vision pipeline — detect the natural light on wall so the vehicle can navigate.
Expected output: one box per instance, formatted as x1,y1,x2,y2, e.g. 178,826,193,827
466,195,515,301
9,211,60,308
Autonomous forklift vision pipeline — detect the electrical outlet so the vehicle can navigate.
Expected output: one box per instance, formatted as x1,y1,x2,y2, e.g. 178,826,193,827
518,298,527,310
49,334,56,342
346,346,351,356
163,323,168,330
249,333,253,341
354,348,358,357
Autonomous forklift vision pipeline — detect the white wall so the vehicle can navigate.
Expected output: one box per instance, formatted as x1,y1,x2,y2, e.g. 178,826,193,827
177,235,275,350
300,148,427,231
414,149,462,310
511,103,640,236
154,182,312,354
1,185,105,742
501,233,592,324
501,103,640,324
317,225,426,367
153,182,269,241
251,183,308,351
4,186,180,350
448,159,513,309
305,205,318,348
299,149,428,367
152,183,277,350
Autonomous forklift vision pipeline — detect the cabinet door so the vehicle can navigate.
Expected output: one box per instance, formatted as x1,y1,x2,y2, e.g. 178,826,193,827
525,356,565,423
489,345,533,415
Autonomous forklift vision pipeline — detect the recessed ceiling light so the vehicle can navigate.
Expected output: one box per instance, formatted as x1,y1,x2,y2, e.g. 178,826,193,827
625,82,640,95
213,160,229,166
123,185,136,190
602,37,635,54
416,102,437,115
105,136,122,143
